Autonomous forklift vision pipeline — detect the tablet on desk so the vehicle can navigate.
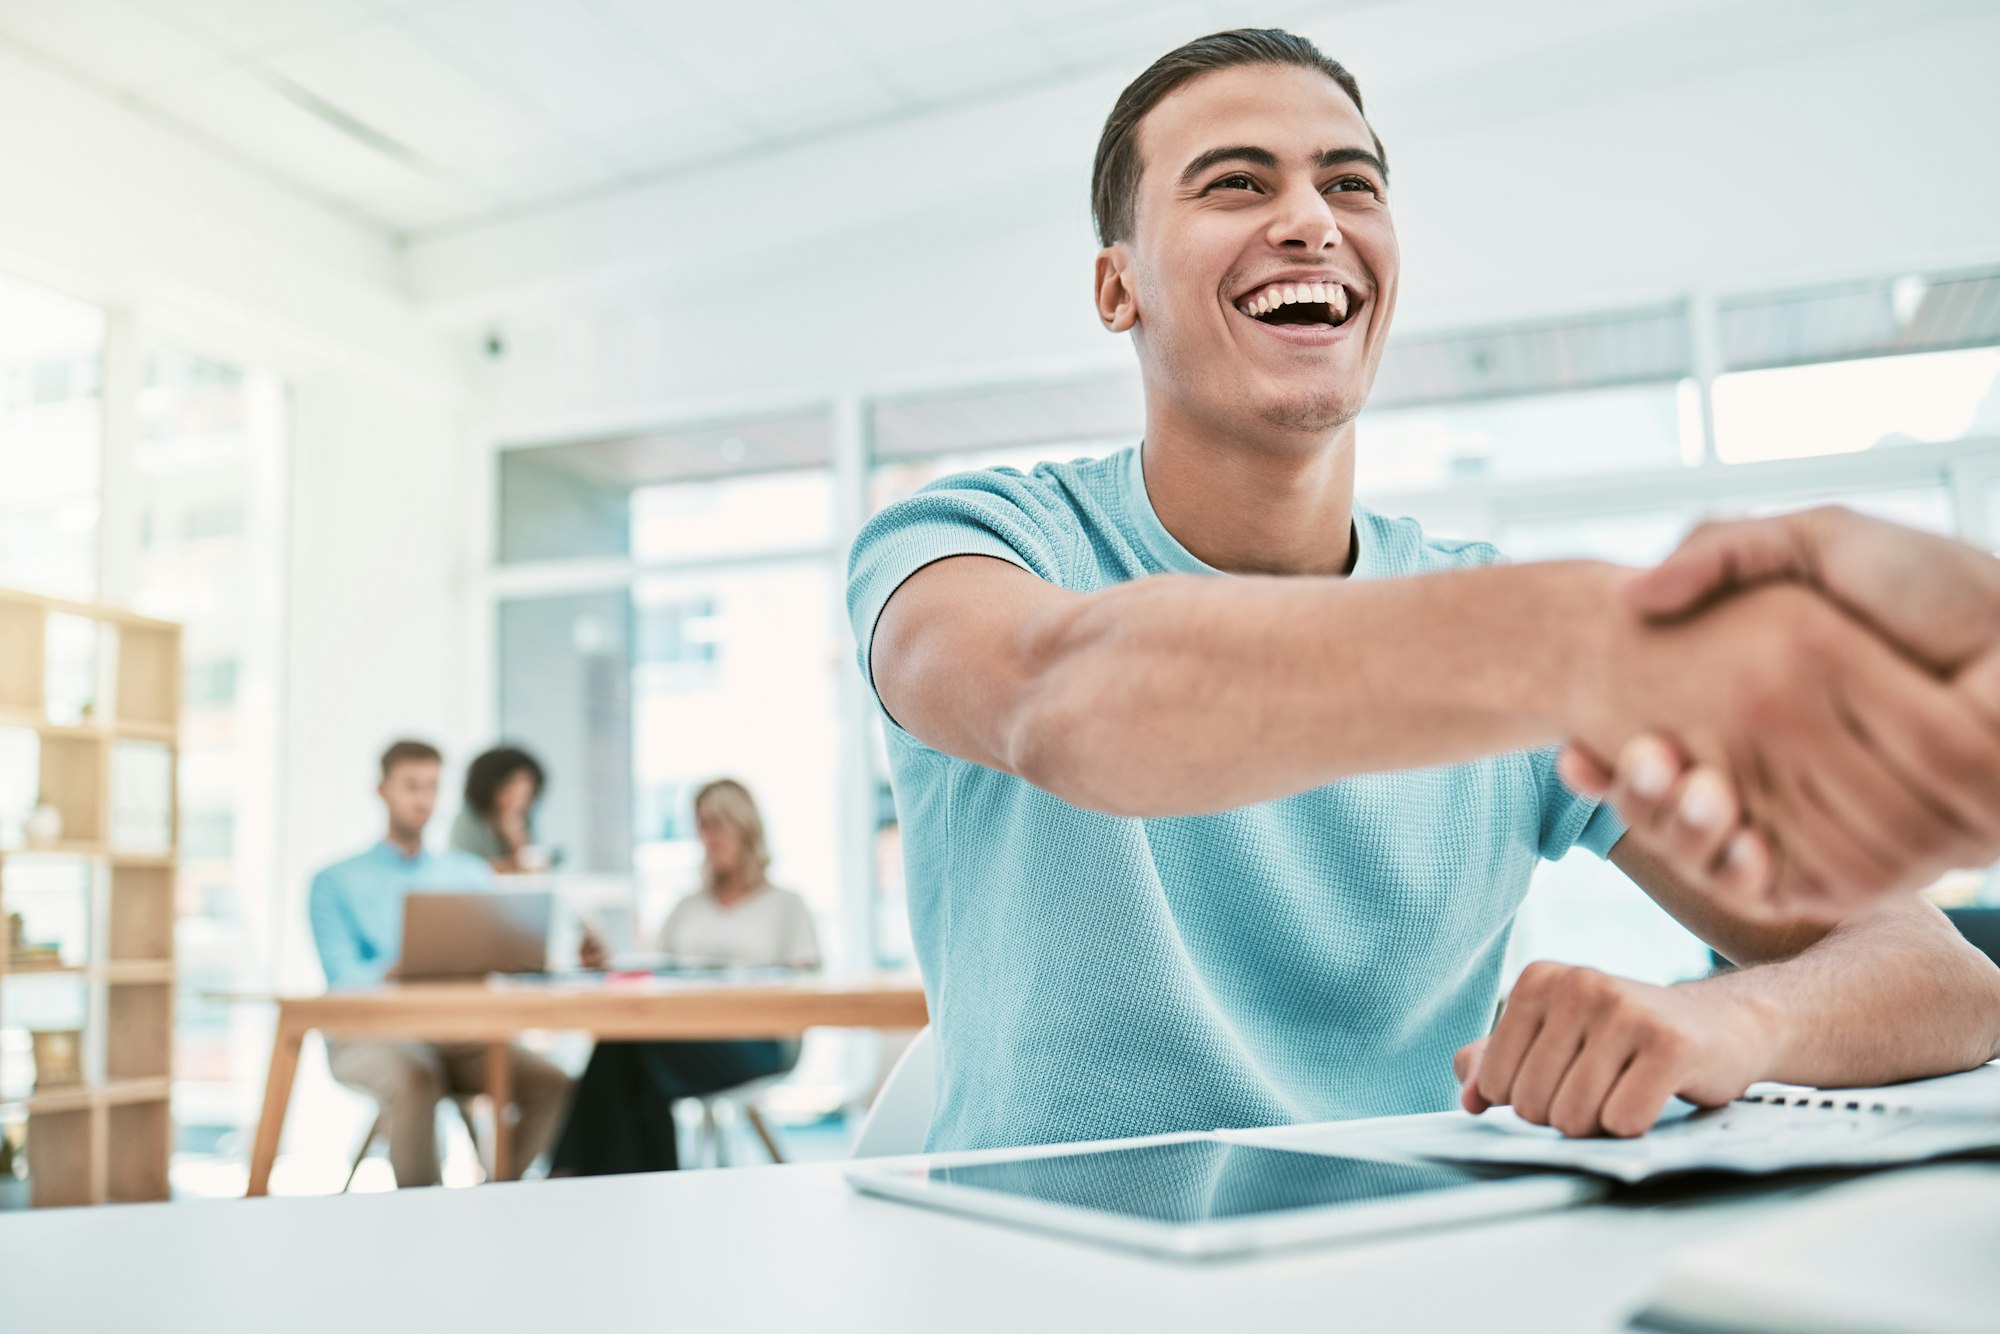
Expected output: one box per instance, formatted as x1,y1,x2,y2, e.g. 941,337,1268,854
846,1133,1600,1260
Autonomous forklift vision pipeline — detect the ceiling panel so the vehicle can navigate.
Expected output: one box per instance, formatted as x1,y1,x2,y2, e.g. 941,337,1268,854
456,149,622,211
265,21,563,166
0,0,223,87
344,173,487,231
1014,0,1158,22
814,0,1060,101
597,0,905,134
1023,1,1215,73
589,113,759,177
145,65,437,197
145,0,376,55
409,0,720,141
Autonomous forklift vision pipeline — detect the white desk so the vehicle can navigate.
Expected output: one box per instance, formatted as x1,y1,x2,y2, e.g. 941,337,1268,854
0,1114,1829,1334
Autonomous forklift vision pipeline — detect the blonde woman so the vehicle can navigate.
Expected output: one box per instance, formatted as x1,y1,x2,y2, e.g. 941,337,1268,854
551,779,820,1176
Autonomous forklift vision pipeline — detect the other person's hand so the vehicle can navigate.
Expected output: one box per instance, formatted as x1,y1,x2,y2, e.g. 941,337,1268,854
1453,962,1774,1137
1629,507,2000,672
1570,575,2000,912
1566,509,2000,913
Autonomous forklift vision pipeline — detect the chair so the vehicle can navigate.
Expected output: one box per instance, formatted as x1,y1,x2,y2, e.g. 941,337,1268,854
850,1026,935,1159
692,1072,792,1168
694,1072,792,1167
343,1096,487,1191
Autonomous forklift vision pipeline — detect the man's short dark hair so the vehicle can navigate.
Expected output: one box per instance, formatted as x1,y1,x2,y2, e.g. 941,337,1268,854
463,745,547,816
1091,28,1385,247
379,739,442,781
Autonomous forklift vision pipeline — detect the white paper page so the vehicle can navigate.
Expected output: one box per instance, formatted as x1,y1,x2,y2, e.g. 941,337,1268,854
1223,1063,2000,1183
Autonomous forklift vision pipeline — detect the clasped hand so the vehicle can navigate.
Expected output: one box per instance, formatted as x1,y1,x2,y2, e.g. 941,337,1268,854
1570,507,2000,916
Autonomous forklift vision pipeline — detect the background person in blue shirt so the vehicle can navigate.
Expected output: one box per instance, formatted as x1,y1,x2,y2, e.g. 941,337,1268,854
847,29,2000,1153
308,739,570,1187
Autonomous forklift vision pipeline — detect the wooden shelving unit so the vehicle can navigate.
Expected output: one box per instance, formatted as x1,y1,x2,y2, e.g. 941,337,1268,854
0,586,180,1208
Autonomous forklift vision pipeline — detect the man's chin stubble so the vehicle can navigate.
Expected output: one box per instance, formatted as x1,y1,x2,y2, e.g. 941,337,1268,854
1257,391,1361,436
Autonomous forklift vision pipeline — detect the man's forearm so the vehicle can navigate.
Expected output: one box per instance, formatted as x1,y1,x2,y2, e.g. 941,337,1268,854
1012,560,1622,815
1689,897,2000,1088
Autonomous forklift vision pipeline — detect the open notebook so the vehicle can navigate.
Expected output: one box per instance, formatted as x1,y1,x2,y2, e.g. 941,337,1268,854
1382,1062,2000,1184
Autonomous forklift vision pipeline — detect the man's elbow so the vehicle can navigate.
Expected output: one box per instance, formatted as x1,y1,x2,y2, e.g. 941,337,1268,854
995,583,1190,818
1003,664,1200,818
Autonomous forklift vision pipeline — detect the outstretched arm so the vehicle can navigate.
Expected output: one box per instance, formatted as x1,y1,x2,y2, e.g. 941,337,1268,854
872,551,2000,899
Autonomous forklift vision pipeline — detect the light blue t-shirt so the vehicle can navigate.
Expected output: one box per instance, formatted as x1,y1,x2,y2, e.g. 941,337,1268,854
847,446,1625,1152
307,841,494,989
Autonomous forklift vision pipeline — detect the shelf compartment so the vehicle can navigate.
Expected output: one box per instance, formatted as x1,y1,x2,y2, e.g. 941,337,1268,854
107,863,174,963
41,613,107,729
115,624,179,732
36,732,108,847
1,854,95,970
24,1105,96,1208
0,601,43,716
105,1098,169,1203
109,740,174,855
105,983,171,1081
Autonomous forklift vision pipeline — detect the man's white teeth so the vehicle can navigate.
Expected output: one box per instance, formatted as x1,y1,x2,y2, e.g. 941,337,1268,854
1237,282,1352,318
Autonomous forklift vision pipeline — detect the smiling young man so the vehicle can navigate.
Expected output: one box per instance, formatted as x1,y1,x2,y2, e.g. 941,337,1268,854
846,30,2000,1151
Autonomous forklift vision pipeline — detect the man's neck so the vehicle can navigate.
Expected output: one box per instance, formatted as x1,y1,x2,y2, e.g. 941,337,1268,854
1139,403,1358,576
384,828,424,858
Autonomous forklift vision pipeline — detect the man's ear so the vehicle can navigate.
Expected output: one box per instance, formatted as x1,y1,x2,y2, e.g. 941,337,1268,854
1094,247,1138,333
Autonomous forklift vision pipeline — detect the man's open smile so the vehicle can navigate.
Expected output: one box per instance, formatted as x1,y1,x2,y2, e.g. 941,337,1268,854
1229,270,1366,346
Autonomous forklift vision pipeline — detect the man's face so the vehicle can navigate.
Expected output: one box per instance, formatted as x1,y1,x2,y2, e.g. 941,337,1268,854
379,761,440,837
1105,63,1399,442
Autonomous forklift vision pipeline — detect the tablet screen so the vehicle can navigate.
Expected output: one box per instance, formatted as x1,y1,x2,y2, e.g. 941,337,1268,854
925,1140,1492,1225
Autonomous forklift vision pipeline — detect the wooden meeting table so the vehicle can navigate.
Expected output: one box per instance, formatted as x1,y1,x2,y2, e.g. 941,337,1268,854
244,973,929,1196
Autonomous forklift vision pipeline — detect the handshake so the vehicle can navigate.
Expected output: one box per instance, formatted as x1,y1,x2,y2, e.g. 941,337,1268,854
1563,506,2000,919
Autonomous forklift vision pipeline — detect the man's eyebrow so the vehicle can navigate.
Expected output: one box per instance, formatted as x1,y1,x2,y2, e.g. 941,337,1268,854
1178,145,1279,185
1317,147,1388,179
1177,145,1389,186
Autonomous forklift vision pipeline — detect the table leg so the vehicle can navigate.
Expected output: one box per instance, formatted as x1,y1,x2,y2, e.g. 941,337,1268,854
246,1018,304,1197
486,1042,514,1182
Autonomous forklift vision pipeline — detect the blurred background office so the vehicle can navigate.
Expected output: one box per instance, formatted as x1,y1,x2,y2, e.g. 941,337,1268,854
1,0,1997,1201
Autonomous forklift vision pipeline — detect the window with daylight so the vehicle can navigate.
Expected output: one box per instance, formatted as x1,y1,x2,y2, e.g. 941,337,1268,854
0,273,104,600
131,342,289,1141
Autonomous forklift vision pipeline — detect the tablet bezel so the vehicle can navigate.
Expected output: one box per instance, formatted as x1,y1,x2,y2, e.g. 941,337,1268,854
845,1132,1603,1260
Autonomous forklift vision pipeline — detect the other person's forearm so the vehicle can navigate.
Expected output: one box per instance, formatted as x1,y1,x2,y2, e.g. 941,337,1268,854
1007,561,1621,815
1689,896,2000,1087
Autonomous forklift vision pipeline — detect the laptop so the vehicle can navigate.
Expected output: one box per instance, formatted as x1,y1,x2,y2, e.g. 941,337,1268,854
399,891,552,980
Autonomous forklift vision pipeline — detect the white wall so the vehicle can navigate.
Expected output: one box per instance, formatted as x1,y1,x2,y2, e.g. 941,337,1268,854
272,379,483,986
413,0,2000,436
